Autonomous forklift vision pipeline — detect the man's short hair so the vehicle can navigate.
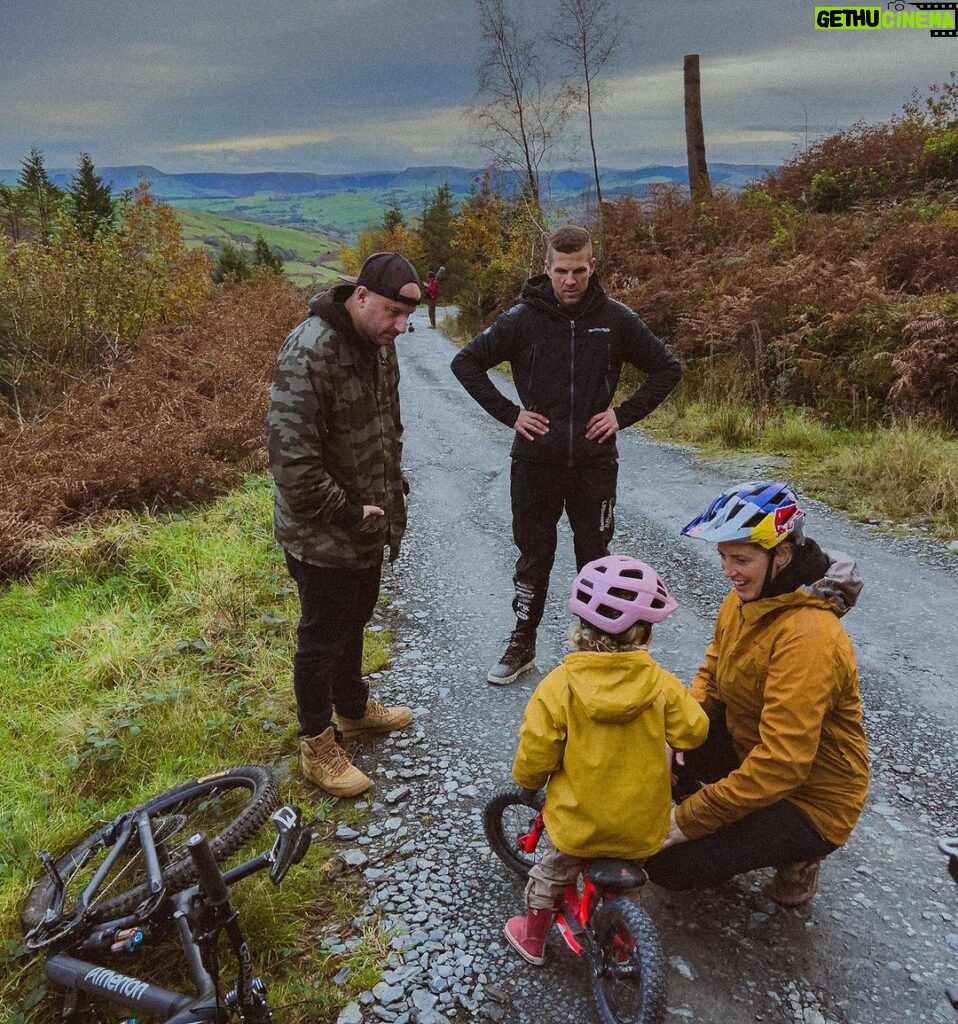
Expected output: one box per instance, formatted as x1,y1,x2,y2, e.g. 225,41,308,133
547,225,592,257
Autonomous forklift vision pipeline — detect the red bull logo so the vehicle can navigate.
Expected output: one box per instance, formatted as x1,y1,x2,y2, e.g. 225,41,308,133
773,504,797,535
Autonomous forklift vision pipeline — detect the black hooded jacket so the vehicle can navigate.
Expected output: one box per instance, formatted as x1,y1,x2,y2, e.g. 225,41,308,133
450,273,681,465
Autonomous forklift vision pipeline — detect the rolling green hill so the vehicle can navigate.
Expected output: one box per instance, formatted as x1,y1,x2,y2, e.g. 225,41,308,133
174,208,344,286
172,192,391,242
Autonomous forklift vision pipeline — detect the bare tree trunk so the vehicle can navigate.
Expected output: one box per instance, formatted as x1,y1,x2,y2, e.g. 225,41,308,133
683,54,712,201
549,0,623,221
585,71,603,208
473,0,572,209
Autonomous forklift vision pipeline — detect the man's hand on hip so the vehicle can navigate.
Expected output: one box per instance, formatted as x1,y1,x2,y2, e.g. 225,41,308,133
585,409,620,442
363,505,385,518
514,409,549,441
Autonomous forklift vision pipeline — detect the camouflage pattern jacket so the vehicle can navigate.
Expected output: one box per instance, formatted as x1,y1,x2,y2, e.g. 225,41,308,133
267,286,407,569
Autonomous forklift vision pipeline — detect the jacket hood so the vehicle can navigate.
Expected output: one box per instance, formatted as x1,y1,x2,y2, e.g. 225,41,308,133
308,284,355,331
521,272,607,320
307,284,380,357
745,548,862,621
811,549,862,613
563,649,664,723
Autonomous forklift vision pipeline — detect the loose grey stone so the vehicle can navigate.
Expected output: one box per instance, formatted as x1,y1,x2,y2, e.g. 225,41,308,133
340,848,369,867
411,989,439,1012
373,981,406,1005
669,955,696,980
416,1011,452,1024
336,1003,363,1024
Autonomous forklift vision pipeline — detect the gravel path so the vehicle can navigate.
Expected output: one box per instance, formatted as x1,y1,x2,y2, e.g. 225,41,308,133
325,307,958,1024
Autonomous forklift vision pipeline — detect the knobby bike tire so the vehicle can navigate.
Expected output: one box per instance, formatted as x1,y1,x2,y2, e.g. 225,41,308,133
591,896,666,1024
483,785,545,879
21,765,277,942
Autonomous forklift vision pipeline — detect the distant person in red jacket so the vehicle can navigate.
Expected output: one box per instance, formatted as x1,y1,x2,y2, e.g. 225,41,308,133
425,268,442,327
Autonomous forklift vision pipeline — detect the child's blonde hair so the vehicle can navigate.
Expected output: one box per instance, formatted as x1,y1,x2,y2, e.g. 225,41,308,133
571,620,651,653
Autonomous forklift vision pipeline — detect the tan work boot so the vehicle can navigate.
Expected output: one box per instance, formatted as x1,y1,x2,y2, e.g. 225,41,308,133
334,698,413,738
299,727,370,798
763,859,821,907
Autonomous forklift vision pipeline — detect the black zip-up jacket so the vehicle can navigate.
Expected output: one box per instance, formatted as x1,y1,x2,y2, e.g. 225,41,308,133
450,273,682,465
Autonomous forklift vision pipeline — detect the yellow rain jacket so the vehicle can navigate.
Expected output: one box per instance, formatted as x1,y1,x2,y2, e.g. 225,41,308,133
676,552,869,845
512,649,708,859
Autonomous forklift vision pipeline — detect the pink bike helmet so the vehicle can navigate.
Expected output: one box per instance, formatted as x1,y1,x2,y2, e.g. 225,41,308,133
569,555,678,633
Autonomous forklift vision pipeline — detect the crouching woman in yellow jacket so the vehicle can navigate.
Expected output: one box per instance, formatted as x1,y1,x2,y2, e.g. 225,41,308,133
645,481,869,907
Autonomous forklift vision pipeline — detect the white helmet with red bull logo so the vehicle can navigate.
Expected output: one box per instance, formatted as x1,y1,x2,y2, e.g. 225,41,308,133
681,481,805,549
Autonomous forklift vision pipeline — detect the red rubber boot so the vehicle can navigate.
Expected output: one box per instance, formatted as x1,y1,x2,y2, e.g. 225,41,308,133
504,907,555,965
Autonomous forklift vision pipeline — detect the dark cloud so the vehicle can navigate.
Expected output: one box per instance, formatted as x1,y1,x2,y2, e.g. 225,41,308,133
1,0,952,173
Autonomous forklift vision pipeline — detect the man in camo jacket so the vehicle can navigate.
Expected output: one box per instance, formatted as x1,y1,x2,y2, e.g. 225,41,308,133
267,252,421,797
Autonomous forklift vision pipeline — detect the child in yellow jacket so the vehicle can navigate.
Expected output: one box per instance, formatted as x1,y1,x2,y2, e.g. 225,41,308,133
504,555,708,965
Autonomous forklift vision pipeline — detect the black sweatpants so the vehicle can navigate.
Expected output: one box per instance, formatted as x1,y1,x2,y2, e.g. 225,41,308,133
645,714,838,890
284,551,381,738
510,458,617,631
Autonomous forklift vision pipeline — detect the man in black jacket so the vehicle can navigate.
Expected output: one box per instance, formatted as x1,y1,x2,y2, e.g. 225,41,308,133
451,225,682,684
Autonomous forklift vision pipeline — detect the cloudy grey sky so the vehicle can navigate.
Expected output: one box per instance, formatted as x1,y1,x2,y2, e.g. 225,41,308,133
1,0,954,175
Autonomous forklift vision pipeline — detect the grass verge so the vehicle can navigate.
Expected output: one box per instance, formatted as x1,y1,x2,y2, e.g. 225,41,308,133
645,400,958,538
0,475,394,1023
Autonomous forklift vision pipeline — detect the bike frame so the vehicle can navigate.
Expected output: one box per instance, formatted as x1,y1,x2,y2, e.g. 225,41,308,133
554,875,602,957
41,853,271,1022
513,805,606,959
33,805,308,1024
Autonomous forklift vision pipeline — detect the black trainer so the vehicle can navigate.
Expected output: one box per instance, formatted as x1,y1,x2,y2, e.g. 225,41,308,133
487,630,536,685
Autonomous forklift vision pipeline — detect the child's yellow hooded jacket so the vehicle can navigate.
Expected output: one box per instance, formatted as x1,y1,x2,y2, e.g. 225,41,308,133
512,649,708,859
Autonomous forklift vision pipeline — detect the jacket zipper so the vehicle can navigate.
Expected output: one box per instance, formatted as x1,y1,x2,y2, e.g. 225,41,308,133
569,319,576,467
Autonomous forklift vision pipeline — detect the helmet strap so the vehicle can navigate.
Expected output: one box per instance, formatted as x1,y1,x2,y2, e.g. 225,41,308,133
759,549,778,597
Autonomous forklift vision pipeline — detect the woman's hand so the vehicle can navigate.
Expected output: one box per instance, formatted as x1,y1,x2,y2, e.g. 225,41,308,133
660,809,690,850
665,744,685,785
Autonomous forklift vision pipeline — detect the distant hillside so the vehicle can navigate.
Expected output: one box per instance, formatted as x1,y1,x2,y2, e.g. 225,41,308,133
0,162,773,243
175,209,343,286
0,162,770,199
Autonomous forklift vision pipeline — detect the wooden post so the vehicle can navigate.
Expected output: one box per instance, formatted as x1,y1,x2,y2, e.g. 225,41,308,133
684,54,712,201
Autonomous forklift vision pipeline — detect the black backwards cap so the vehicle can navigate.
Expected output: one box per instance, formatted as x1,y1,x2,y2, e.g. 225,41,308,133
340,252,421,307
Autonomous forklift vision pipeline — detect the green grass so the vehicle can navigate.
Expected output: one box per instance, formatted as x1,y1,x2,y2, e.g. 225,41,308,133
174,208,345,284
644,399,958,537
0,476,395,1023
170,192,393,242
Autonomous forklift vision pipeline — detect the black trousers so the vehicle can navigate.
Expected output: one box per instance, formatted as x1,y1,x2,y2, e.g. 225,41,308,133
284,551,381,737
645,713,838,890
510,458,617,631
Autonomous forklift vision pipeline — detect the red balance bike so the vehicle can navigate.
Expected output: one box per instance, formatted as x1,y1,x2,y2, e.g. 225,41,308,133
484,785,666,1024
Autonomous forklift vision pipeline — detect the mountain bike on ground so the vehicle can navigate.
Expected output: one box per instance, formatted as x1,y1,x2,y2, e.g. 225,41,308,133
20,765,312,1023
484,784,666,1024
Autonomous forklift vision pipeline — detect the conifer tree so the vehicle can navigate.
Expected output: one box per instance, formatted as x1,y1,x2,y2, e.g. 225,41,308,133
17,147,63,241
421,183,460,291
212,241,252,283
253,233,284,274
383,202,405,232
0,183,30,242
68,153,115,241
